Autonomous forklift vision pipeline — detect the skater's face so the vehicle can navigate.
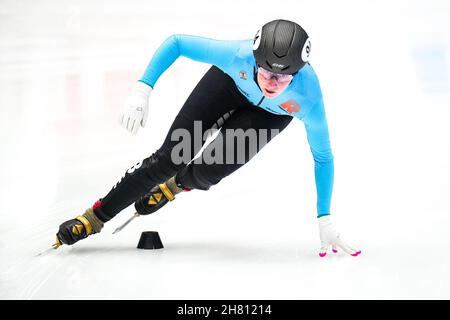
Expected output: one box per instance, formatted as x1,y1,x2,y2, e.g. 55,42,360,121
257,67,293,99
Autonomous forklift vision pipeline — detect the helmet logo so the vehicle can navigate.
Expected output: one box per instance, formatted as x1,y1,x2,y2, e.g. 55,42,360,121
301,38,311,62
272,63,285,68
253,29,261,50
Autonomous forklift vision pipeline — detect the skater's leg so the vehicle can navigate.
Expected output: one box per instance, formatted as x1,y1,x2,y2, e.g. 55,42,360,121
176,107,293,190
56,66,252,245
94,66,250,222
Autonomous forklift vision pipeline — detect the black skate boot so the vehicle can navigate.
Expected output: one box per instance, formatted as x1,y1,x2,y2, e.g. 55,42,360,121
134,176,188,215
56,206,104,245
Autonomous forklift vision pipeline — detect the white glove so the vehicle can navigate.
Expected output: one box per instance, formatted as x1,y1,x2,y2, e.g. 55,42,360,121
120,81,152,135
318,215,361,257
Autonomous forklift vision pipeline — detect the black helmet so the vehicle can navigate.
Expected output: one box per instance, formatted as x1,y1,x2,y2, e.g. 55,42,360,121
253,19,311,74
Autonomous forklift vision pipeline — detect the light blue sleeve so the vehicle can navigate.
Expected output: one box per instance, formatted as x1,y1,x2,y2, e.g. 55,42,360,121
302,98,334,217
139,34,242,88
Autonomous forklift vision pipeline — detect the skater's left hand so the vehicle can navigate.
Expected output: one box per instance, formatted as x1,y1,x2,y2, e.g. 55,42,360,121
317,215,361,257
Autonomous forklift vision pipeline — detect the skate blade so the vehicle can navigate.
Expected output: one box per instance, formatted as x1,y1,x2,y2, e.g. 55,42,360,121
36,238,62,257
112,213,140,234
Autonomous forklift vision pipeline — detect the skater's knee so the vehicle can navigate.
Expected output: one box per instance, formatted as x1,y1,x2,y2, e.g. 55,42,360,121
177,165,223,191
113,152,177,189
137,151,178,182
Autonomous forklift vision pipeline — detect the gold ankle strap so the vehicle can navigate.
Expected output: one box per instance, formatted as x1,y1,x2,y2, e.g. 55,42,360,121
76,215,93,235
159,183,175,201
80,207,104,234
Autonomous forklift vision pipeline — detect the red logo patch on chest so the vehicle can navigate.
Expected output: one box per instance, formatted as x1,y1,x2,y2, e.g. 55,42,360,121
280,99,301,114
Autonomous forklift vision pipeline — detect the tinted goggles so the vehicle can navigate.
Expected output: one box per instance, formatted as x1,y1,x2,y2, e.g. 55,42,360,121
257,66,294,83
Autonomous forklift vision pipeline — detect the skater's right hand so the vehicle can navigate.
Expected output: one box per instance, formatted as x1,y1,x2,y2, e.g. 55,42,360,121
120,81,152,135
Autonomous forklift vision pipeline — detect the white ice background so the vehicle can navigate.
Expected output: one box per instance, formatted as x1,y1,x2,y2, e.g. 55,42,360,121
0,0,449,299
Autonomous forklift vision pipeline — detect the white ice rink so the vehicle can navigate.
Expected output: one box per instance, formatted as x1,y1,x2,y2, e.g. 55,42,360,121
1,0,450,299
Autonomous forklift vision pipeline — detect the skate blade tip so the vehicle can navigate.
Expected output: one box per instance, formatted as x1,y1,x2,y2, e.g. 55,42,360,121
35,250,49,257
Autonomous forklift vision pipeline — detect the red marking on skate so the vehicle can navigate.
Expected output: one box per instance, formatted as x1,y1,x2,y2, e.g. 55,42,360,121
280,99,301,114
183,187,192,192
93,200,103,210
319,252,327,257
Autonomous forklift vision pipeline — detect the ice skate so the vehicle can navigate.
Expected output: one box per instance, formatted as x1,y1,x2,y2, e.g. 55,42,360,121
134,176,186,215
56,207,104,245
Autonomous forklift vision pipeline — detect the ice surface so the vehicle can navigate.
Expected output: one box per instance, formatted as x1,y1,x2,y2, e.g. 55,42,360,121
1,0,450,299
